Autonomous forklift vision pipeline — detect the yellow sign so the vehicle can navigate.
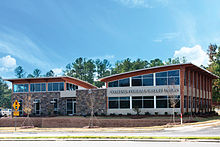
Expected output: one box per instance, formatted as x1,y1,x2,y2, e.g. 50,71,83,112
13,111,19,116
13,100,20,111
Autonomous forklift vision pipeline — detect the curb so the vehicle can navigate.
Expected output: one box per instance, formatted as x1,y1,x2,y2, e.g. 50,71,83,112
0,138,220,143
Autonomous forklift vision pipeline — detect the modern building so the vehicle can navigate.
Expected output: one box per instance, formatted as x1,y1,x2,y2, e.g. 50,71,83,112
5,63,219,116
5,76,97,116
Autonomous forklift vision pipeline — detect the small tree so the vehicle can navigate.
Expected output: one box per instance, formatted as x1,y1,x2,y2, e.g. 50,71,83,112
21,95,34,128
133,106,141,115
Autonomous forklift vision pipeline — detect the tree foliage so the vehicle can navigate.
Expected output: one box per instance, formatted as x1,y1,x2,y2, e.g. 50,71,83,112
14,66,26,78
207,44,220,102
0,77,11,108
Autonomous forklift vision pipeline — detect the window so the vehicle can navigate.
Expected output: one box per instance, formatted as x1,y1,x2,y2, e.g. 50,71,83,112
66,83,78,91
156,96,168,108
108,97,119,109
108,97,130,109
143,96,154,108
13,84,29,93
108,78,130,87
156,72,167,86
132,74,153,86
108,80,118,87
143,74,153,86
30,83,46,92
132,96,142,108
156,70,180,86
53,98,58,114
184,96,187,108
132,76,142,86
48,82,64,91
119,78,130,87
119,97,130,109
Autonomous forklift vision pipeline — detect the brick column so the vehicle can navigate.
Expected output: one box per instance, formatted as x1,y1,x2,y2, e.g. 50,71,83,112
198,74,201,112
210,78,213,111
190,71,194,113
207,78,210,112
201,75,204,113
186,70,189,113
106,82,108,110
195,72,198,113
180,67,185,114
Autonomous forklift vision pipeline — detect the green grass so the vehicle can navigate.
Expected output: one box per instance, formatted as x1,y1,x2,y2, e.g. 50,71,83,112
0,136,220,140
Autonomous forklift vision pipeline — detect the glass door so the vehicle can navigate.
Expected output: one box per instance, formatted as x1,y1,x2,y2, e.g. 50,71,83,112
67,99,76,115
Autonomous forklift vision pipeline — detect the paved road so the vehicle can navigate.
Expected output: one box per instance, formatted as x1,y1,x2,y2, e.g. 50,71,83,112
0,141,219,147
0,120,219,137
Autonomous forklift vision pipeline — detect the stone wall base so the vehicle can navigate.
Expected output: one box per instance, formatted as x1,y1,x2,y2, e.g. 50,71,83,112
0,117,183,128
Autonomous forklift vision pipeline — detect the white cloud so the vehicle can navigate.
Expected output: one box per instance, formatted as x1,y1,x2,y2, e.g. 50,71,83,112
52,68,63,76
0,55,16,72
174,45,209,66
0,27,61,71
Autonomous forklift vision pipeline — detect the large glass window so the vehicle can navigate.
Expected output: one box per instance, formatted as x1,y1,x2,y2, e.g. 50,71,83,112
108,97,130,109
108,78,130,87
48,82,64,91
13,84,29,93
30,83,46,92
108,80,119,87
156,70,179,86
119,78,130,87
143,96,154,108
66,83,78,91
143,74,153,86
132,74,153,86
132,96,142,108
132,76,142,86
156,96,168,108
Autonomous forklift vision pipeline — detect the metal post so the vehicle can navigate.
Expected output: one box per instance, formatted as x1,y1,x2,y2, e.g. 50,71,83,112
15,116,16,131
181,113,183,125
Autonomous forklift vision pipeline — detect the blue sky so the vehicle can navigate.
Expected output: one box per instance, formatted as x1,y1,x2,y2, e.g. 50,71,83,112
0,0,220,79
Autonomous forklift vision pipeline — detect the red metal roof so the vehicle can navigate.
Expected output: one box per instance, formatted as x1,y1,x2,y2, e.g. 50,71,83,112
99,63,219,82
4,76,97,89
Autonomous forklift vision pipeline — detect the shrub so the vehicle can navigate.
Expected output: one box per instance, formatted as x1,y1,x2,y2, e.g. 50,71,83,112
155,112,158,115
164,112,168,115
127,113,131,116
145,112,150,115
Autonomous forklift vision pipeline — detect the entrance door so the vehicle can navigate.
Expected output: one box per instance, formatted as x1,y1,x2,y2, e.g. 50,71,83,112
67,99,76,115
34,99,41,115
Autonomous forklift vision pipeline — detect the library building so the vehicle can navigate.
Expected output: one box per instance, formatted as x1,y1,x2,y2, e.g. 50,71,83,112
5,63,218,116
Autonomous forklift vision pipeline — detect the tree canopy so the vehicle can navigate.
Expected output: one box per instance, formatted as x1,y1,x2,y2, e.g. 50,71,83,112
0,77,11,108
207,44,220,103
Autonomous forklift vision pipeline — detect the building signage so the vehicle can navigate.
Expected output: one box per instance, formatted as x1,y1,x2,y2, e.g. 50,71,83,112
107,86,180,96
109,88,179,94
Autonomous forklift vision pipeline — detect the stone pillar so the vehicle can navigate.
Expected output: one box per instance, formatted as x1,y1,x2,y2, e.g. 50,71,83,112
180,67,185,114
186,70,189,113
190,71,194,113
195,72,198,113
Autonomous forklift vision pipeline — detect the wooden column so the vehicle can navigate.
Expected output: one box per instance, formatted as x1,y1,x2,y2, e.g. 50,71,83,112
106,82,108,109
195,72,198,113
190,71,194,113
207,78,210,112
201,75,204,113
204,77,207,113
210,79,213,111
198,74,201,112
186,70,189,113
180,67,185,114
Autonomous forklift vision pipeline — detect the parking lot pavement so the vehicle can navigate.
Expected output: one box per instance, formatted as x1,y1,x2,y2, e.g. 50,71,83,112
0,120,219,138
